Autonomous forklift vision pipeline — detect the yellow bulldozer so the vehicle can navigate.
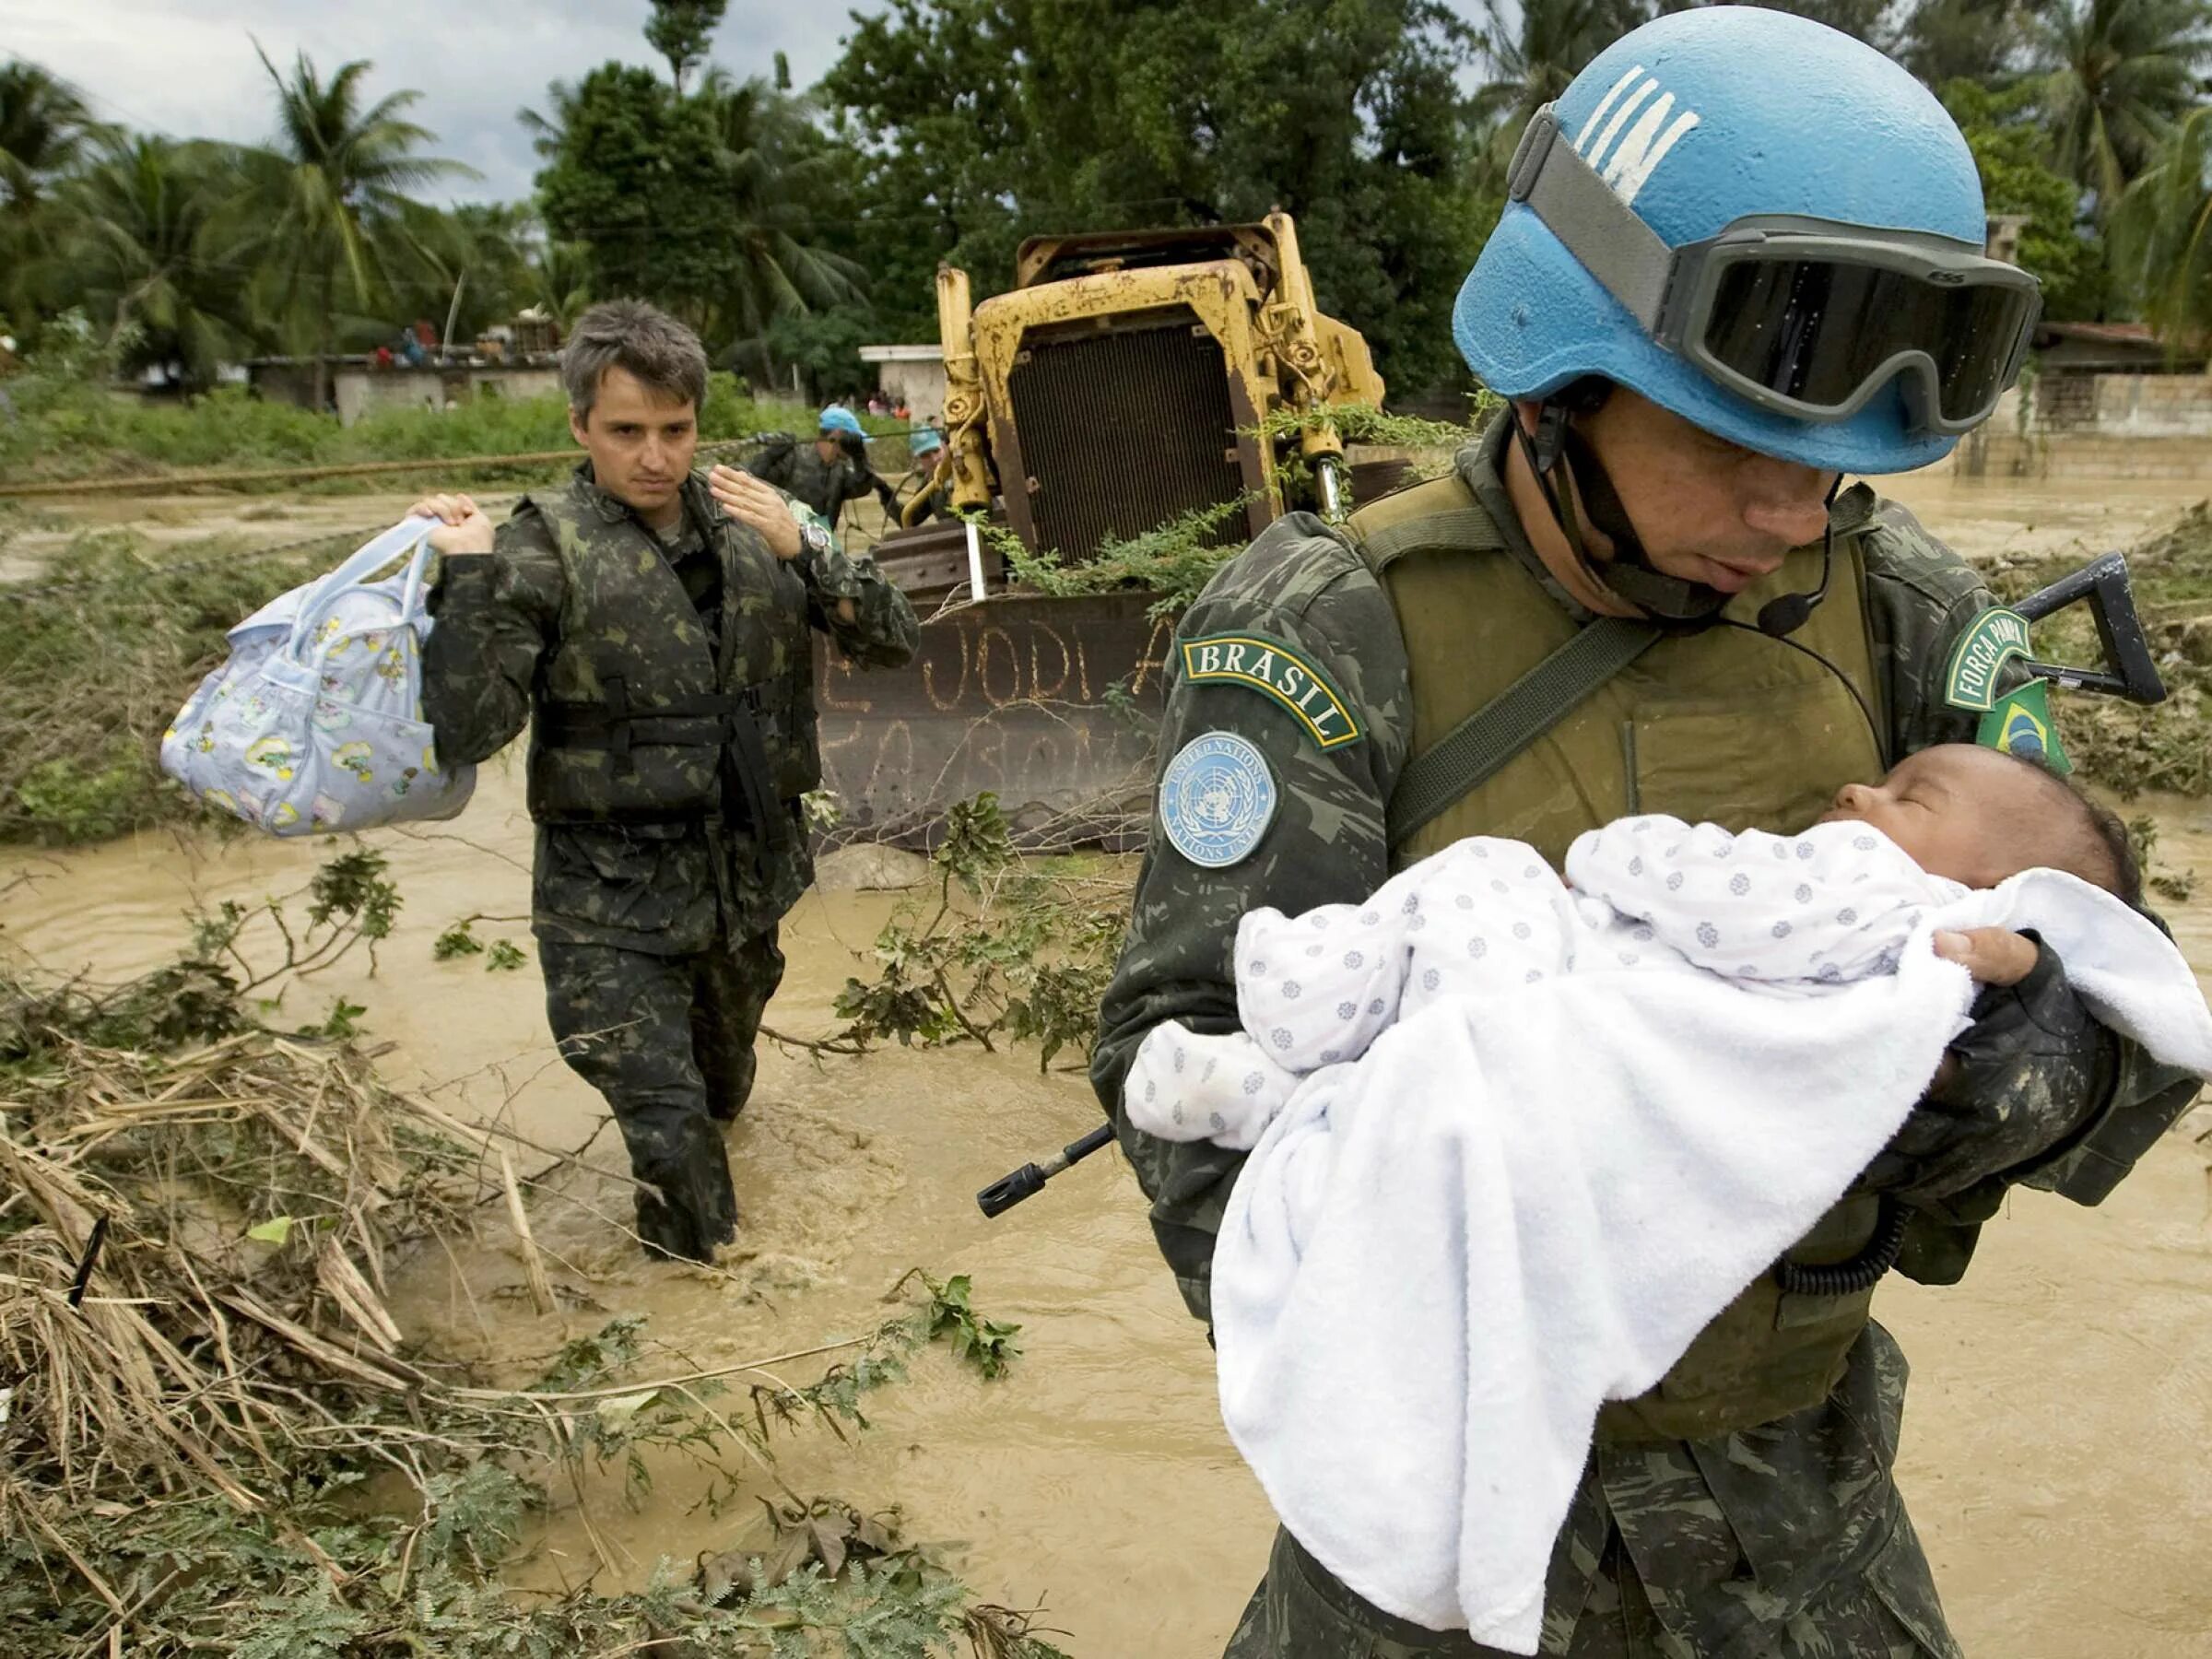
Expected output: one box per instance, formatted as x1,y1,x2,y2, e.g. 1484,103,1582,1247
818,210,1396,843
909,209,1386,547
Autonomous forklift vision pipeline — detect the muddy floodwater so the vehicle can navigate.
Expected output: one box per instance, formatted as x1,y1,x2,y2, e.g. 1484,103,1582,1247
6,460,2212,1654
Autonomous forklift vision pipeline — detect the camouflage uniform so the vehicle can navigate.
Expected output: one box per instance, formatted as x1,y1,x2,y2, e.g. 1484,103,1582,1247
1090,419,2203,1655
743,437,896,531
424,463,918,1259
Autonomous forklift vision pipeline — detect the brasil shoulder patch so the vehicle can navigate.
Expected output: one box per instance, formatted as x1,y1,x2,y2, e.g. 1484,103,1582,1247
1179,632,1363,749
1943,607,2033,712
1978,677,2071,774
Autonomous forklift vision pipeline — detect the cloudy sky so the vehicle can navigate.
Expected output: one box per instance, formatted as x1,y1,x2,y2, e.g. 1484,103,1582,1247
2,0,870,204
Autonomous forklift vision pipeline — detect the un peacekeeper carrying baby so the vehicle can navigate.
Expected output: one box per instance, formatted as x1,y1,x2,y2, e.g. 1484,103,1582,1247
1091,9,2206,1655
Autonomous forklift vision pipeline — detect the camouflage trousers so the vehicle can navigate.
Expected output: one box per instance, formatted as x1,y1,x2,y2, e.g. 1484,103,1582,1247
1224,1522,1947,1659
539,927,785,1262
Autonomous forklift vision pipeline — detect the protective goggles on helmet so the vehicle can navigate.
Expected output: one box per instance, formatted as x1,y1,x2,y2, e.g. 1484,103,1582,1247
1507,106,2041,437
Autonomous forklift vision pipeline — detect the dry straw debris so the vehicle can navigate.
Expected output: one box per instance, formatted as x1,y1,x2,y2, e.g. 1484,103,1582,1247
0,859,1063,1657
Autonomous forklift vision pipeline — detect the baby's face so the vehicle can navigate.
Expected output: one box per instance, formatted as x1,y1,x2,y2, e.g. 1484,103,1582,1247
1818,744,2041,886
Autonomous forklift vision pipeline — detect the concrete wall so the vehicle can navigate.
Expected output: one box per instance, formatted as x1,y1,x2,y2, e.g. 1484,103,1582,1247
333,366,561,427
1952,371,2212,478
872,359,947,422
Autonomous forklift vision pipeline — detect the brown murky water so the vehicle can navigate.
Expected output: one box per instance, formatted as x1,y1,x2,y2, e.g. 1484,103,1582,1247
6,467,2212,1654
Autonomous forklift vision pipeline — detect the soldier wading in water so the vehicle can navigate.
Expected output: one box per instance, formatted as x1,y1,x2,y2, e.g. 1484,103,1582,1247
410,300,918,1261
1093,11,2204,1655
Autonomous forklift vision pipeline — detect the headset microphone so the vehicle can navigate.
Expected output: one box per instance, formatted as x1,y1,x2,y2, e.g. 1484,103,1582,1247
1756,528,1831,638
1756,480,1845,638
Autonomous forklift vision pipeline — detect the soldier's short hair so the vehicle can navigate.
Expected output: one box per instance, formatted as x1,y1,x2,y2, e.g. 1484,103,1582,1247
562,300,709,421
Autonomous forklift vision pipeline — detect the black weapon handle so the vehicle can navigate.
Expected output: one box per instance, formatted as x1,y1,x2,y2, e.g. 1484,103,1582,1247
977,1123,1115,1218
2015,551,2168,705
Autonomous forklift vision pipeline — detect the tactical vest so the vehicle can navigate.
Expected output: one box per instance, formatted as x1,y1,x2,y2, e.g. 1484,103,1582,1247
1349,469,1893,1443
524,477,819,831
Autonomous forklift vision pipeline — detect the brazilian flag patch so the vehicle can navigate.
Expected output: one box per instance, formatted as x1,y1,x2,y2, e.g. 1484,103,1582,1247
1978,678,2071,774
1179,632,1363,749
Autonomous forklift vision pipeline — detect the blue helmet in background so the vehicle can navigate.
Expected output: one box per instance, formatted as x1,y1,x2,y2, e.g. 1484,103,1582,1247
1455,7,2020,475
818,404,866,440
909,426,945,458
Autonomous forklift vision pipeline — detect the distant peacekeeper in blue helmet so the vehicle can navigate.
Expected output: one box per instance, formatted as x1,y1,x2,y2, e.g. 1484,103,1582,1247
1091,9,2202,1656
901,423,956,523
742,403,899,530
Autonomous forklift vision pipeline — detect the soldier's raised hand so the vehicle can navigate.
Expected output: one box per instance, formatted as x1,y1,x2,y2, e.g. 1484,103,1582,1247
707,465,803,560
406,492,495,556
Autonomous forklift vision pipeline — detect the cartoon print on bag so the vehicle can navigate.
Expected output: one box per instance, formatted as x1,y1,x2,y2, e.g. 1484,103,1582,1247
333,741,375,784
244,735,294,781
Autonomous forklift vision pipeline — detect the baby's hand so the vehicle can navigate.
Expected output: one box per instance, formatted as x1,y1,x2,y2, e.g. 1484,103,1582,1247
1933,927,2039,986
1123,1021,1297,1150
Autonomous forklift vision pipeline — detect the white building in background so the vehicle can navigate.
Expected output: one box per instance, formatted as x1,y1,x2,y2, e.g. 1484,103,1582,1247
858,344,946,421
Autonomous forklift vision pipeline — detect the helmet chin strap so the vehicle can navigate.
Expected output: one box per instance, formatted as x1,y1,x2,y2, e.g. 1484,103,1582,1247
1512,401,1730,629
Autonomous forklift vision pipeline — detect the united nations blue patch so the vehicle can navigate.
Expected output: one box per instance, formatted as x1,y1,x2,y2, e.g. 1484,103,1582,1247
1159,731,1277,868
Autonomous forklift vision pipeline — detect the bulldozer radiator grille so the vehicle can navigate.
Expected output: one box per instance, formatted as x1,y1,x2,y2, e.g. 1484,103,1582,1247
1006,310,1247,562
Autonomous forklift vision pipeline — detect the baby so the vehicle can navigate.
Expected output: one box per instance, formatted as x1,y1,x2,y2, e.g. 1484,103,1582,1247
1124,744,2141,1150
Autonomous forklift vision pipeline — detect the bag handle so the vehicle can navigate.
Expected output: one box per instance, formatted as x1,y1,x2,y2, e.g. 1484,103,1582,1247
286,517,437,660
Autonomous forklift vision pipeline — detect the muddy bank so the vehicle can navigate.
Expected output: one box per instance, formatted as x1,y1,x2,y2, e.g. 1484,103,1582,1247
1877,465,2209,567
4,766,2207,1654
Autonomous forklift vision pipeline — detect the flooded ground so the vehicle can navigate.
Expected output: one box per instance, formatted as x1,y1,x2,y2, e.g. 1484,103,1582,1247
5,460,2211,1653
6,762,2209,1655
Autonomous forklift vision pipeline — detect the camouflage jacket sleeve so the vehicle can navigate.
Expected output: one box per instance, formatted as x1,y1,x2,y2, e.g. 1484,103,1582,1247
1859,502,2202,1243
419,507,564,766
742,441,795,488
786,499,919,668
1089,512,1411,1323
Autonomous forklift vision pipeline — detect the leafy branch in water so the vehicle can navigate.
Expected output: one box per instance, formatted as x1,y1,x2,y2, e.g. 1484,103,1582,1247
831,793,1129,1070
892,1269,1024,1380
433,913,533,972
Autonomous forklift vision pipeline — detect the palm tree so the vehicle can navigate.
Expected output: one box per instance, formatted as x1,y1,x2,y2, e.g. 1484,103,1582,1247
51,133,258,387
694,72,865,351
0,60,110,334
2035,0,2212,222
247,43,474,409
0,60,103,213
2112,102,2212,343
1470,0,1654,175
525,238,594,330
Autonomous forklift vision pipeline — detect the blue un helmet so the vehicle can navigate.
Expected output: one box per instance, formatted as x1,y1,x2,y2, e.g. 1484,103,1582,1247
818,404,866,440
909,425,945,459
1455,7,2038,480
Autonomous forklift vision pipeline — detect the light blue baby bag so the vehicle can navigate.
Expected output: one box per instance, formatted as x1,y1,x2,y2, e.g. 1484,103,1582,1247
160,518,476,836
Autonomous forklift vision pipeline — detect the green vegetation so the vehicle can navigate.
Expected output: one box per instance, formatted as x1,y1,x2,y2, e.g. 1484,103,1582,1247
0,529,332,844
0,348,814,487
0,860,1063,1656
832,794,1128,1069
11,0,2212,408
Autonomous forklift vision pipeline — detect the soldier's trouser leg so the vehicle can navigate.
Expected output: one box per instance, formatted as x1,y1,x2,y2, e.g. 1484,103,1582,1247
1223,1521,1948,1657
1223,1529,1630,1659
539,941,738,1263
692,927,785,1123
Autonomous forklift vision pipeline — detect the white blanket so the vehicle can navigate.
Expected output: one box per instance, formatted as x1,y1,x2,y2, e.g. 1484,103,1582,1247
1205,832,2212,1654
